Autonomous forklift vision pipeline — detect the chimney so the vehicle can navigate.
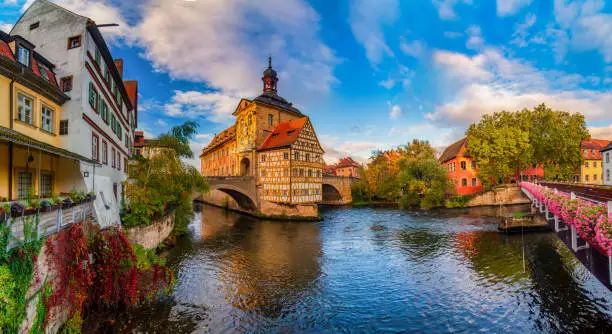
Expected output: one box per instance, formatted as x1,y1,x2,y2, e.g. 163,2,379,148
114,58,123,78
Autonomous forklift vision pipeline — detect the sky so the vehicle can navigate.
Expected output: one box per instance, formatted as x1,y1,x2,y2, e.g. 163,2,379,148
2,0,612,168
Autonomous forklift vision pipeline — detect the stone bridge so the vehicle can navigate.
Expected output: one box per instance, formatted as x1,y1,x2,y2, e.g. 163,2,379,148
200,176,357,216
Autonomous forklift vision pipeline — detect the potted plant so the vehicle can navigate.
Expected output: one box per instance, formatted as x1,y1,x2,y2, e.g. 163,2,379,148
0,203,10,222
50,193,62,211
40,200,53,212
10,202,25,218
62,197,73,209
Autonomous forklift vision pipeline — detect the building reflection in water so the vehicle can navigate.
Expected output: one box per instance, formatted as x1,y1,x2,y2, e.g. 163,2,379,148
199,205,323,318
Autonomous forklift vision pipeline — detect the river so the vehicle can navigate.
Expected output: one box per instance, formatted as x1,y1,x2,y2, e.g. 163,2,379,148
85,203,612,333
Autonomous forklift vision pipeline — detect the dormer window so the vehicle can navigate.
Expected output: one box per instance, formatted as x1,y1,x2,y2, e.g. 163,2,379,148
38,62,48,80
17,47,30,67
67,35,81,49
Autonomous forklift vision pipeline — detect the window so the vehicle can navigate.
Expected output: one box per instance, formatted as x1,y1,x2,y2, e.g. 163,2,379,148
268,114,273,126
471,178,477,187
585,161,589,168
594,174,598,181
308,169,313,177
461,178,467,187
607,153,610,164
92,133,99,161
306,153,310,162
293,168,298,177
295,151,300,160
101,102,109,124
111,114,116,132
607,169,610,182
102,141,108,164
60,76,72,92
299,169,304,177
586,175,590,182
594,161,598,168
41,105,53,133
94,48,101,67
261,169,265,177
112,147,116,168
104,65,110,83
59,120,68,135
261,155,266,162
88,82,98,111
29,22,40,30
124,158,127,172
40,174,53,197
17,172,32,200
17,47,30,67
17,93,33,124
117,152,121,170
460,161,467,170
116,124,122,139
38,63,49,80
317,170,321,178
284,152,289,160
67,35,81,49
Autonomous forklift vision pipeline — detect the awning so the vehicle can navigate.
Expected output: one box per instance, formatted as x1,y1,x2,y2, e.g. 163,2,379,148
0,125,100,165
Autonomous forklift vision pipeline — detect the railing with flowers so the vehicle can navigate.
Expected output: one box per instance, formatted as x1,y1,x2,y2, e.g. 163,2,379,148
520,182,612,256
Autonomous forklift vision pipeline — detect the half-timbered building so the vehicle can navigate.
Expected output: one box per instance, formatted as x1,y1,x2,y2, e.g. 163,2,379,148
200,57,324,204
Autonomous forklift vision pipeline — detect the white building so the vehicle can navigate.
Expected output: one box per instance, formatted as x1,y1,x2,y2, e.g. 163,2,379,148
11,0,138,226
602,143,612,186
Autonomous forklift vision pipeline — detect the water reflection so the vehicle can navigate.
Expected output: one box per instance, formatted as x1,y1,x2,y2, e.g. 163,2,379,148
83,204,612,332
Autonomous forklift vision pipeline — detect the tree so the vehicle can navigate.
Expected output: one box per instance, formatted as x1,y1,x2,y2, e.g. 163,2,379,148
123,122,208,235
466,104,588,185
466,112,531,187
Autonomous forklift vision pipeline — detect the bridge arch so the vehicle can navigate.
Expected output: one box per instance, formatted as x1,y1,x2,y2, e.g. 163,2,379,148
205,177,259,212
322,183,343,203
215,186,257,211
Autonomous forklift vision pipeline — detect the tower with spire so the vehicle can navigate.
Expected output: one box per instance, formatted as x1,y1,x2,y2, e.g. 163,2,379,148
262,55,278,94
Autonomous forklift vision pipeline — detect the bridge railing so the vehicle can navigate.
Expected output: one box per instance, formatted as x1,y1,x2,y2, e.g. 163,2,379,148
520,181,612,287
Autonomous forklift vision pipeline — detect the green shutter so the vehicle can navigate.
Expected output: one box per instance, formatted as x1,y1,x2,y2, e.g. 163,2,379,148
95,48,101,66
88,82,95,106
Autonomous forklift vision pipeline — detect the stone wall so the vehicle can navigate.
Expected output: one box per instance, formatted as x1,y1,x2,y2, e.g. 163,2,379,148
200,189,241,211
321,176,354,205
259,200,318,219
124,213,175,250
466,185,531,207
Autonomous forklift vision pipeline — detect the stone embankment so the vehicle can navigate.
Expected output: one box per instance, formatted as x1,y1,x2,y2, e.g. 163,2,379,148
466,185,531,207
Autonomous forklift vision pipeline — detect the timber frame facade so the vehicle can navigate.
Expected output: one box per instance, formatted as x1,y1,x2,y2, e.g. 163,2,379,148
200,58,324,205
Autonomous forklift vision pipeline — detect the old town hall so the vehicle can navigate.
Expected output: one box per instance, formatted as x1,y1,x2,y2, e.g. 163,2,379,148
200,58,325,204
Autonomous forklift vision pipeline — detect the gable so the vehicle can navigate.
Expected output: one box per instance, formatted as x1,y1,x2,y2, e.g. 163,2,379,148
293,119,324,154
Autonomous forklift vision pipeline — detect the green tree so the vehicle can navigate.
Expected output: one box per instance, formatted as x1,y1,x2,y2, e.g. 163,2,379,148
466,112,531,188
123,122,208,235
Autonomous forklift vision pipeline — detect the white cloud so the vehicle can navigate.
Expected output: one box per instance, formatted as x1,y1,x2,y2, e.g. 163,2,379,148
389,105,402,119
400,38,425,58
156,119,168,127
588,125,612,139
427,48,612,128
163,90,241,124
136,0,338,101
47,0,134,42
320,134,386,164
432,0,472,20
379,78,396,89
511,13,537,47
497,0,533,16
0,22,13,32
378,64,414,89
348,0,398,66
465,25,484,50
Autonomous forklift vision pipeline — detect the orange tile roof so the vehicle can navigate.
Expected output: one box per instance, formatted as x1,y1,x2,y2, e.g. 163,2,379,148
0,39,14,60
258,117,308,151
439,137,467,163
337,157,360,168
201,125,236,156
582,138,610,160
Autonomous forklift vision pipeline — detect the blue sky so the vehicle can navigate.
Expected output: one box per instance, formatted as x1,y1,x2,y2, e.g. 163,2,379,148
2,0,612,166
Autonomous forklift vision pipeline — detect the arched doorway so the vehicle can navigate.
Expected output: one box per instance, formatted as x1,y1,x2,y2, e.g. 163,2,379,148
240,158,250,176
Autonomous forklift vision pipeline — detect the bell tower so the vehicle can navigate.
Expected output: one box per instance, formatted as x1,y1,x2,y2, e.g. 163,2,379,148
262,56,278,94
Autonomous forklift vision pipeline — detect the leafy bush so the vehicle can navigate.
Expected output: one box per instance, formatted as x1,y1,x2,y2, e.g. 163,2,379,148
445,195,474,208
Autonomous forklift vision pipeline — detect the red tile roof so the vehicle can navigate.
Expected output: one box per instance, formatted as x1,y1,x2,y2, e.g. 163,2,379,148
582,138,610,159
258,117,308,151
337,157,360,168
201,125,236,156
0,39,14,60
439,137,468,163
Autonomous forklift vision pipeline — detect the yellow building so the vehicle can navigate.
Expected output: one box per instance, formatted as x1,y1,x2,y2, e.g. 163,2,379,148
0,33,93,201
200,58,324,204
579,139,610,184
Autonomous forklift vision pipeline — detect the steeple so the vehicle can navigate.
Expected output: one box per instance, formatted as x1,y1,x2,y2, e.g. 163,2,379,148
262,55,278,94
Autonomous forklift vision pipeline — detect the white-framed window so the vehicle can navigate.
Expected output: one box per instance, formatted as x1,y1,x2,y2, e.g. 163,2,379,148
17,47,30,66
102,141,108,165
268,114,273,126
17,93,34,124
116,150,121,170
585,161,589,168
112,147,116,168
92,133,99,161
41,105,54,133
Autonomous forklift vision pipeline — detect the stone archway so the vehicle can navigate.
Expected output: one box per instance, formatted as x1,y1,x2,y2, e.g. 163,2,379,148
322,184,342,203
240,158,250,176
